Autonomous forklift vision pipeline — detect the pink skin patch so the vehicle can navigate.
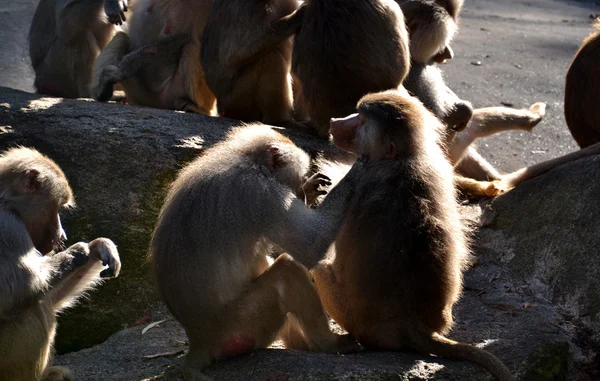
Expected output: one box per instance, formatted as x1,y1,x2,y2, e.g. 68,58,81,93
163,23,171,35
218,335,256,358
146,6,153,12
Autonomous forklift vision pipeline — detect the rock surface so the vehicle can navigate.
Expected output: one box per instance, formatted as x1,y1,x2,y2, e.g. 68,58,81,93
2,86,599,379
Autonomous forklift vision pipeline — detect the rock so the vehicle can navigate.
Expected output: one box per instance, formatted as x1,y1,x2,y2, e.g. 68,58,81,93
0,87,332,353
3,86,598,379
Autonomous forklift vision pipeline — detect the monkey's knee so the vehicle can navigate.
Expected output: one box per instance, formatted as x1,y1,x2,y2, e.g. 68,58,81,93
42,366,73,381
445,100,473,132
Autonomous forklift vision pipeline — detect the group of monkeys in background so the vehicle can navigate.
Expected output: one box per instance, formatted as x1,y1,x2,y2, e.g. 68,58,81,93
1,0,599,380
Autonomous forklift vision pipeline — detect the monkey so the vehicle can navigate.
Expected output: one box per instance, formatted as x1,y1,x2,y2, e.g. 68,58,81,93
149,125,366,380
28,0,128,98
200,1,311,132
91,0,216,114
291,0,410,137
0,147,121,381
309,90,516,381
397,0,464,64
564,20,600,148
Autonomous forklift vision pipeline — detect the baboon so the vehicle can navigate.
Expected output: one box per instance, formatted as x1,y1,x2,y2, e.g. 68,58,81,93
565,20,600,148
0,147,121,381
310,91,515,381
91,0,216,114
291,0,410,137
149,125,366,380
29,0,128,98
201,0,309,131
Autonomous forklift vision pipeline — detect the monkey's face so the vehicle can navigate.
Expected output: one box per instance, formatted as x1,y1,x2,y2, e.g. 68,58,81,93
23,200,68,255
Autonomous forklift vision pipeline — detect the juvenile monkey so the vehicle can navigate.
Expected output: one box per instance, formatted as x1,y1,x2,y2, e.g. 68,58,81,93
92,0,216,113
0,147,121,381
311,91,515,381
564,20,600,148
29,0,128,98
149,125,365,380
291,0,410,137
201,0,308,131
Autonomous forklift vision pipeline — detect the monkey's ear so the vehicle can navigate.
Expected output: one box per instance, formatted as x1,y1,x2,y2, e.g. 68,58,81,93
384,142,398,159
24,169,40,193
268,146,281,170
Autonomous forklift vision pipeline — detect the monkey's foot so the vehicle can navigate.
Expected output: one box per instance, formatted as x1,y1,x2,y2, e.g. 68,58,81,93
42,366,73,381
524,102,547,131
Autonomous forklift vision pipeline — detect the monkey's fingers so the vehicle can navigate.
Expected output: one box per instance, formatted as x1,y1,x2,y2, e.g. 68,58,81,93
310,173,332,182
89,238,122,278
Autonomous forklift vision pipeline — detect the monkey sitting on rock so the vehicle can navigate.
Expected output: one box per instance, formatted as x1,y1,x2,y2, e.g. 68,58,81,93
0,147,121,381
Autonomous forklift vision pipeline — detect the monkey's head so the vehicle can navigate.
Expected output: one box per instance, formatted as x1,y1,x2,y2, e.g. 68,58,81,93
400,0,457,64
330,91,442,160
0,147,74,254
230,125,311,193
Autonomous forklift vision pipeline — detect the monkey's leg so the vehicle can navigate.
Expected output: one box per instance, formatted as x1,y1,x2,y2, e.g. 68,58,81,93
311,261,353,332
454,176,504,199
92,31,131,101
226,254,357,354
179,39,216,115
499,141,600,190
448,102,547,163
454,147,502,181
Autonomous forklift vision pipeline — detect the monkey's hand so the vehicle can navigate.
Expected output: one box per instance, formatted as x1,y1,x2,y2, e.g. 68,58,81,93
89,238,121,278
104,0,128,25
302,173,332,205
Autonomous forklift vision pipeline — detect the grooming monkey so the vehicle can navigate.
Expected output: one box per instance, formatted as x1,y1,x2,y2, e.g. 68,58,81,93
29,0,128,98
565,20,600,148
291,0,410,137
149,125,366,380
311,91,515,381
201,1,309,131
0,147,121,381
91,0,216,113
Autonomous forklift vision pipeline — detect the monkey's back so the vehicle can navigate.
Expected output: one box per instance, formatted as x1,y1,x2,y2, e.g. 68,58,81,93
565,22,600,148
333,157,467,336
292,0,410,120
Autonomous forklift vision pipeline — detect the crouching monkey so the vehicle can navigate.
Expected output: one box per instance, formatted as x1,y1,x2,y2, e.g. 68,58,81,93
149,125,365,380
311,91,516,381
29,0,128,98
0,147,121,381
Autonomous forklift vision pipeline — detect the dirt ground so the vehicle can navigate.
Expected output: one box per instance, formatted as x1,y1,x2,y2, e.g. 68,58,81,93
0,0,598,168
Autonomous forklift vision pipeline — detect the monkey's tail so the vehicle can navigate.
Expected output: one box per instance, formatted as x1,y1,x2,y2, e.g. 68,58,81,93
408,331,515,381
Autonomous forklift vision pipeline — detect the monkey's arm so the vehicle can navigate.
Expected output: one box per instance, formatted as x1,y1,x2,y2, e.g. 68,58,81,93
56,0,127,41
0,210,54,318
47,238,120,312
265,157,366,268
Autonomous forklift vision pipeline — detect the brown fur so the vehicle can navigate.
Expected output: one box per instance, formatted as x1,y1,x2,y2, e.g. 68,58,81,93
0,147,121,381
398,0,462,64
29,0,127,98
291,0,410,137
92,0,216,114
312,91,515,381
149,125,366,380
201,0,308,130
564,21,600,148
